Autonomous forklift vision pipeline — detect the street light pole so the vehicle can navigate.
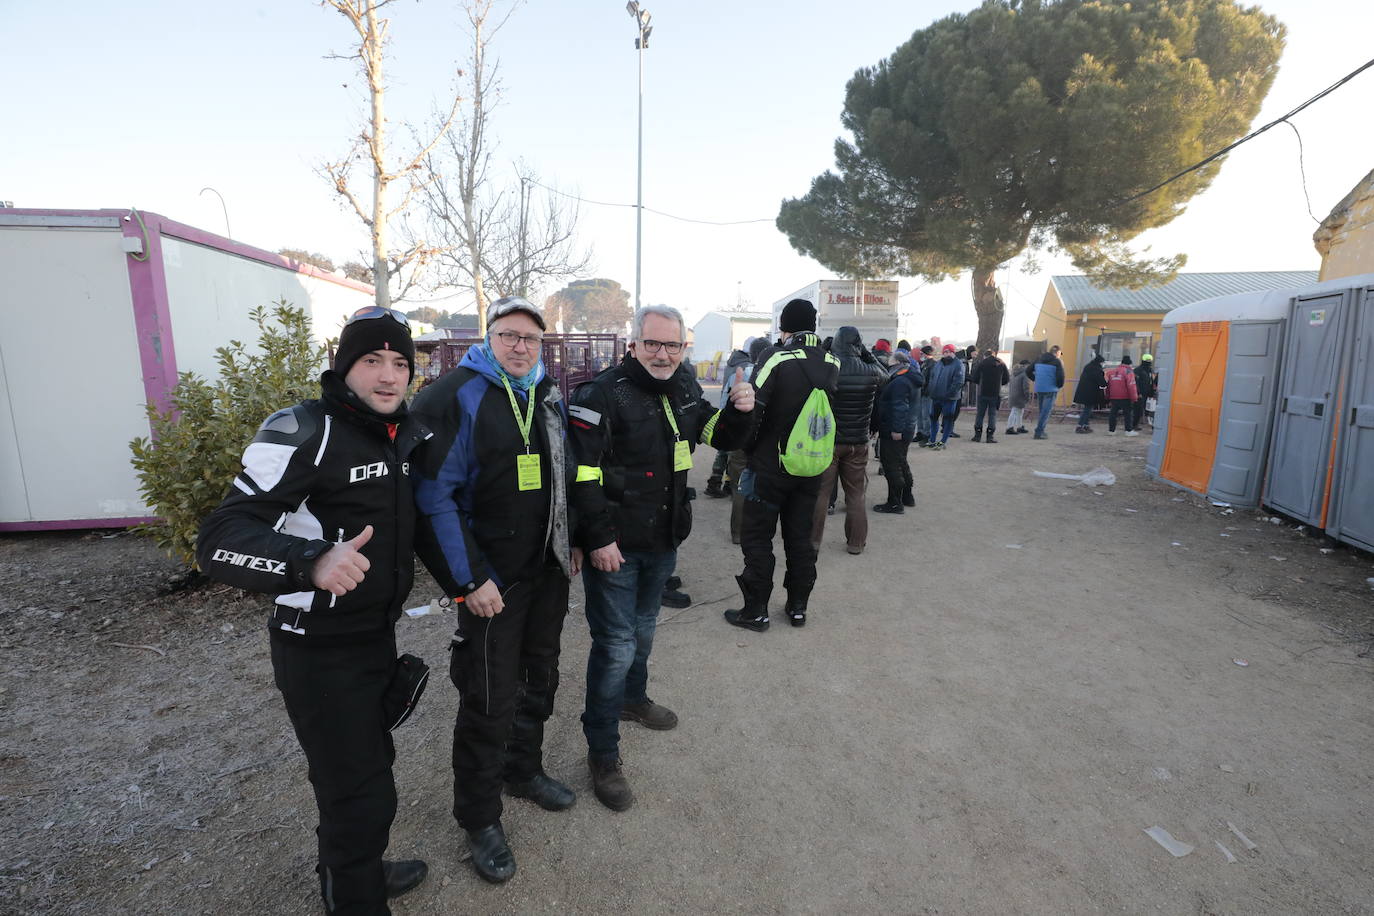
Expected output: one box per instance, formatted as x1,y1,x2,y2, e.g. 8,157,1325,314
627,2,652,312
199,187,231,239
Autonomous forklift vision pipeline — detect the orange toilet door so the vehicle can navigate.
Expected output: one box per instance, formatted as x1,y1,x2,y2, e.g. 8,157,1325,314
1161,322,1229,493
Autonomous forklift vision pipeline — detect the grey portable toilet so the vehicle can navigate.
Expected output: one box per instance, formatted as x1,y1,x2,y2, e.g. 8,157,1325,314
1264,273,1374,532
1148,286,1297,507
1326,282,1374,552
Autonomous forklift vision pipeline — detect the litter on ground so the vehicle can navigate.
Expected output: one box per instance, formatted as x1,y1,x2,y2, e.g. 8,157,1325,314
1144,826,1194,858
1032,466,1116,486
1216,841,1238,863
1228,821,1259,851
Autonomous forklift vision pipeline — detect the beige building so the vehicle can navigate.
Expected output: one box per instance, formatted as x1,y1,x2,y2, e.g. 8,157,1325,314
1314,168,1374,281
1031,271,1317,402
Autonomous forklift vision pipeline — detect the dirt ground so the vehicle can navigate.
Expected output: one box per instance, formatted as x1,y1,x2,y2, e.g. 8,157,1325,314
3,406,1373,916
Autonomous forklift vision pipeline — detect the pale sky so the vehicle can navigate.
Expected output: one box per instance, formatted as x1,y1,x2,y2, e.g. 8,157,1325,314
7,0,1372,343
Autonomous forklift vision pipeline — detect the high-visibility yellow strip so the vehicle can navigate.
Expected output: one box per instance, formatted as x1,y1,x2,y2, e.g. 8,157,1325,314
575,465,603,484
753,351,802,388
700,410,721,444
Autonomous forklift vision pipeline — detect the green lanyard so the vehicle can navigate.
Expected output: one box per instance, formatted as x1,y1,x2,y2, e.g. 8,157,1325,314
502,376,537,453
659,395,681,441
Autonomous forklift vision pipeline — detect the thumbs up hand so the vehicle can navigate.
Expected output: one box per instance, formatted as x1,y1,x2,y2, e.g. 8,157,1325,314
728,368,755,413
310,525,374,597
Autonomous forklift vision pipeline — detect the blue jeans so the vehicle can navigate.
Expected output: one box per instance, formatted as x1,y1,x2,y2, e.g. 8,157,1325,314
915,394,933,437
930,398,958,442
581,549,677,758
1035,391,1057,435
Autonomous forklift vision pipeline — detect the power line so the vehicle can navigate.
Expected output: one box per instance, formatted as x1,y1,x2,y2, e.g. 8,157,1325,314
1118,55,1374,206
537,56,1373,230
527,177,774,226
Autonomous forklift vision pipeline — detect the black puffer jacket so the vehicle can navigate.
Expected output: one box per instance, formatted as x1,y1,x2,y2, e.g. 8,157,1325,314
1074,355,1107,407
197,371,432,640
971,356,1010,396
830,327,887,444
1134,362,1157,399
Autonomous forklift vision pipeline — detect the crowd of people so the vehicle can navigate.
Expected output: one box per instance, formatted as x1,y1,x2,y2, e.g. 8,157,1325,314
193,298,1155,913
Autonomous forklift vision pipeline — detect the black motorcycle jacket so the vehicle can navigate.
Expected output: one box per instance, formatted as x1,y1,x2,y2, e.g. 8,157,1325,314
196,371,432,640
570,356,750,553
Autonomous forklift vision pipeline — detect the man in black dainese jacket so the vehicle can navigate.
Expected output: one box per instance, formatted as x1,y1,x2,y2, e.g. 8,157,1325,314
198,308,431,915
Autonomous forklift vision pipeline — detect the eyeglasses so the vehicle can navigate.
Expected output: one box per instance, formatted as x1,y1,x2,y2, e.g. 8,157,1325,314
493,330,544,350
638,339,684,355
347,306,409,327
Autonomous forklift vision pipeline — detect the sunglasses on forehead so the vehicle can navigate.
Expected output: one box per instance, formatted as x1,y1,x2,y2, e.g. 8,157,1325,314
347,306,410,327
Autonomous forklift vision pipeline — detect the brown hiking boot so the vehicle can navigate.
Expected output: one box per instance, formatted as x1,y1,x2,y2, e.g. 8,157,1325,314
621,699,678,730
588,754,635,811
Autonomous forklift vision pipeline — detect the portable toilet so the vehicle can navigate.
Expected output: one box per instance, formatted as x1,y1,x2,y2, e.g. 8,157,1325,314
1265,274,1374,549
1324,281,1374,553
1147,286,1299,507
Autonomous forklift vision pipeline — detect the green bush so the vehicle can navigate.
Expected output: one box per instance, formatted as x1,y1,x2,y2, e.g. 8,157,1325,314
129,301,328,566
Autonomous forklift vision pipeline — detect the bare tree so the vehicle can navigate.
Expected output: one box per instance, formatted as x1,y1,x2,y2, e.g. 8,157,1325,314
413,1,590,333
320,0,462,308
482,164,592,302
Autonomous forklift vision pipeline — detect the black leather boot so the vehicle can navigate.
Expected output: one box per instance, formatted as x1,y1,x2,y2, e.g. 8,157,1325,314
901,485,915,508
873,477,904,513
784,589,810,627
504,771,576,811
973,427,983,442
985,429,997,443
724,575,770,631
465,823,516,883
383,859,428,899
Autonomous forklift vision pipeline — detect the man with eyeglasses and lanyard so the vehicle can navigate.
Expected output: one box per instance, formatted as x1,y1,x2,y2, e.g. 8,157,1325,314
197,306,431,914
409,296,576,884
567,305,755,811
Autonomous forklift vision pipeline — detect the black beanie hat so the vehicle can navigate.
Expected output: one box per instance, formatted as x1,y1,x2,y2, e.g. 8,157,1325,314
1121,354,1133,365
334,313,416,382
897,339,911,351
779,298,817,333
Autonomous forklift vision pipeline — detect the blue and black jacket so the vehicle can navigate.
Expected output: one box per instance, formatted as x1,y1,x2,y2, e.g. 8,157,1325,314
410,347,573,598
876,364,925,438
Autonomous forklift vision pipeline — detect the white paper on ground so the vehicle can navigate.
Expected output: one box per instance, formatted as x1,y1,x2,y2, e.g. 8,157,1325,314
1144,826,1195,857
1227,821,1259,851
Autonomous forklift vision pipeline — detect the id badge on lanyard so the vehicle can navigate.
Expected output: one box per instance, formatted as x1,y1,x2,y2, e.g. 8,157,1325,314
503,377,542,492
661,395,693,471
673,439,692,472
516,453,542,491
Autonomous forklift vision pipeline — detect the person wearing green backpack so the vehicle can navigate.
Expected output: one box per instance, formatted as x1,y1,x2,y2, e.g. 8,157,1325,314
724,299,840,632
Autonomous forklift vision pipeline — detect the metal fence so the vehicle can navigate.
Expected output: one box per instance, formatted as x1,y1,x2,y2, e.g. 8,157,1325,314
413,334,626,402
